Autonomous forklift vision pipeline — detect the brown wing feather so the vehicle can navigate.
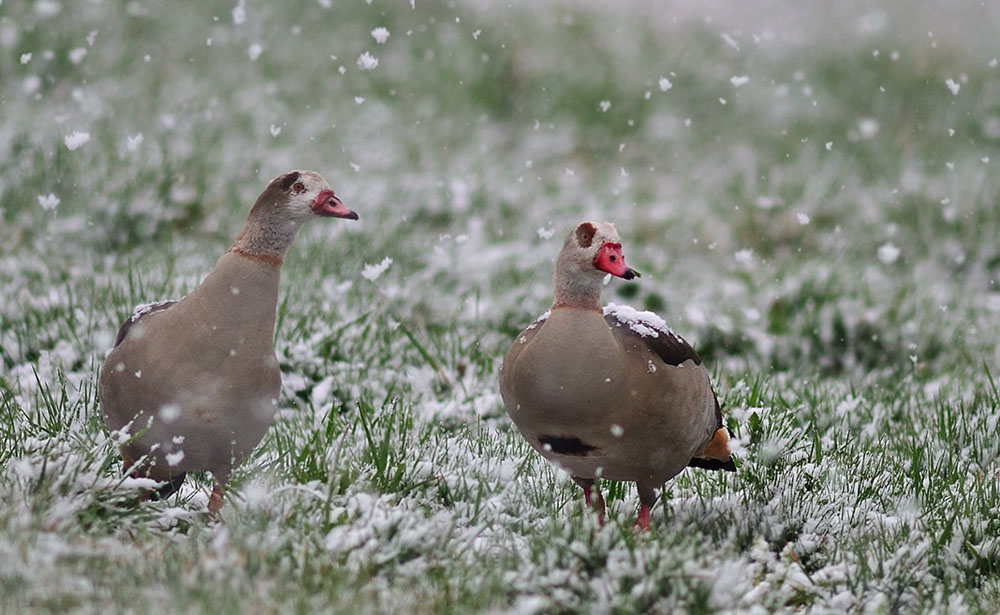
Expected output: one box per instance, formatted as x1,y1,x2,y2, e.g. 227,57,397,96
112,301,176,347
602,311,702,366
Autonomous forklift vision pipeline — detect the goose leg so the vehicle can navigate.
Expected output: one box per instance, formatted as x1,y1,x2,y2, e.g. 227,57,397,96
635,484,657,531
573,476,606,524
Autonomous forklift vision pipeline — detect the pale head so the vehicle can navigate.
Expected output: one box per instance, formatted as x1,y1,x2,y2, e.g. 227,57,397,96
252,170,358,222
560,221,639,281
232,170,358,263
553,221,640,309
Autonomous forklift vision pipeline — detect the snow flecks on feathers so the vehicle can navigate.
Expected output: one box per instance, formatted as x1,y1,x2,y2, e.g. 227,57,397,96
129,300,176,323
526,310,550,329
603,302,681,342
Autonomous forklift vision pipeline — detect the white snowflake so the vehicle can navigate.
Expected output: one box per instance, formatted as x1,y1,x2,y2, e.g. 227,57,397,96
247,44,263,61
945,79,960,95
357,52,379,70
362,257,393,281
730,75,749,87
232,1,246,24
658,76,673,91
371,27,390,44
126,133,144,151
37,194,60,210
64,131,91,150
877,241,900,265
159,404,180,423
857,117,880,139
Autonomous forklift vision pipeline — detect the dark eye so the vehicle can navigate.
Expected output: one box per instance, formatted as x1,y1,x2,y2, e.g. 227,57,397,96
609,255,617,262
292,181,305,193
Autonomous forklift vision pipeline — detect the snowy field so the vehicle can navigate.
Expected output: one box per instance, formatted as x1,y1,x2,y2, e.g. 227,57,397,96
3,0,1000,612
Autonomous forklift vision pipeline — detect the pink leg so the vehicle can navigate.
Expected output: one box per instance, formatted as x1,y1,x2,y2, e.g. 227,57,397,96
634,485,656,531
634,503,651,531
208,483,225,519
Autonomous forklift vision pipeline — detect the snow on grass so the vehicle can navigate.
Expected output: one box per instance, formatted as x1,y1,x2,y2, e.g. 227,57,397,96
3,0,1000,613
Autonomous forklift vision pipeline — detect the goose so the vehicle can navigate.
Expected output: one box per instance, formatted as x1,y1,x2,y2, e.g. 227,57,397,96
99,170,357,514
499,221,735,529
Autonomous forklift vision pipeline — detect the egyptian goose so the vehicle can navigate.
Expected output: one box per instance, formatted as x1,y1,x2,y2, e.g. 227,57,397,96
99,170,357,514
499,221,735,529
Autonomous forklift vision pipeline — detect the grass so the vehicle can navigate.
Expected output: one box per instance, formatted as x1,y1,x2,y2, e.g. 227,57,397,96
2,0,1000,612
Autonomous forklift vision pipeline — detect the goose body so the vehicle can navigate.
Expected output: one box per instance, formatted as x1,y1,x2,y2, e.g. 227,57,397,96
499,221,734,529
99,170,358,512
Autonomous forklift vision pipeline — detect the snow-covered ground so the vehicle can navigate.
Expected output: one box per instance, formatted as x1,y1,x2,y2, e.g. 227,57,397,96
2,1,999,612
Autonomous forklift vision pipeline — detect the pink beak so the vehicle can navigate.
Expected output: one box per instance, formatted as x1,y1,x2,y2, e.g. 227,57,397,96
313,190,358,220
594,242,641,280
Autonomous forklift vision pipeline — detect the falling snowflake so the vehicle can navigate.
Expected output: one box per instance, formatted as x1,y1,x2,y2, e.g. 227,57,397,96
362,257,393,281
797,213,810,225
159,404,180,422
877,241,900,265
721,32,740,50
857,117,880,139
232,0,246,24
599,100,611,112
69,48,87,64
64,131,91,150
371,27,390,44
730,75,749,87
357,52,379,70
945,79,960,95
658,77,673,91
20,53,31,64
734,249,754,265
126,133,144,151
247,44,263,61
37,194,60,210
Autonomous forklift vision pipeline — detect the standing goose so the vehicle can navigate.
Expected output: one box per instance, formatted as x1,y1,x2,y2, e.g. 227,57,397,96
99,170,358,514
499,221,735,529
